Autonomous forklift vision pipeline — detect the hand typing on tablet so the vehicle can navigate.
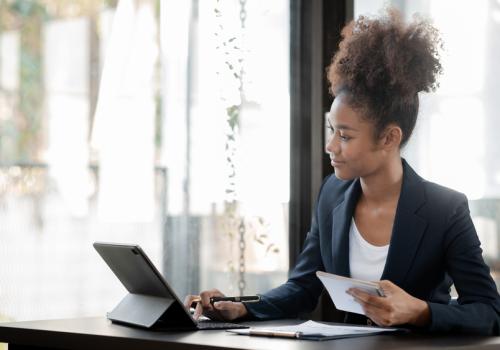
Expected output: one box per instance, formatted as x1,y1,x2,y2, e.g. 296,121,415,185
184,289,248,321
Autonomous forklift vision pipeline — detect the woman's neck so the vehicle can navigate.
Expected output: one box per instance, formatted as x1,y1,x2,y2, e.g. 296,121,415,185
359,157,403,205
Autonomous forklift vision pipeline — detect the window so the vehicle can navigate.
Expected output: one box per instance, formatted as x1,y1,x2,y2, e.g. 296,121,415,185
0,0,290,322
160,0,290,299
0,0,163,322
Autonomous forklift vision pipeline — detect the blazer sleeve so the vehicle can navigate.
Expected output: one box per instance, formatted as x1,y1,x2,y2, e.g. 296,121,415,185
244,179,331,320
427,193,500,335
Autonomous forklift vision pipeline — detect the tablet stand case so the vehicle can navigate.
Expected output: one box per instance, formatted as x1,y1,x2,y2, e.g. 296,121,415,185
108,293,193,328
93,242,196,329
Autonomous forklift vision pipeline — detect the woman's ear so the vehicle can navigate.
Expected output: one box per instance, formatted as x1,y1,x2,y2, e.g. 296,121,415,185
381,125,403,149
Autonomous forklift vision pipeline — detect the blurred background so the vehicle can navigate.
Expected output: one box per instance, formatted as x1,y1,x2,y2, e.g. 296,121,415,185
0,0,290,322
0,0,499,327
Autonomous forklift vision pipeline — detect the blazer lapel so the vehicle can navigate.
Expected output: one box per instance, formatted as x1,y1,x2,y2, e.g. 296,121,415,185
381,161,428,287
331,179,361,277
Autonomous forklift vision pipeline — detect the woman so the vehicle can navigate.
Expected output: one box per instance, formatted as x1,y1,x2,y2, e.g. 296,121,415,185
184,9,500,334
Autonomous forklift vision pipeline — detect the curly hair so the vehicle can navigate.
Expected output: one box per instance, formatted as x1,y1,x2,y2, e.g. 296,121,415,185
327,8,443,147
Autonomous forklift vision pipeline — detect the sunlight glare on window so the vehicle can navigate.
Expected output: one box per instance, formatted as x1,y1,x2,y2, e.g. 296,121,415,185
430,0,488,95
428,98,485,200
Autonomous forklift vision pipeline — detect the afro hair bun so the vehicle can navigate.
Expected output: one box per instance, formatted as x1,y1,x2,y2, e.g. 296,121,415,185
328,8,442,99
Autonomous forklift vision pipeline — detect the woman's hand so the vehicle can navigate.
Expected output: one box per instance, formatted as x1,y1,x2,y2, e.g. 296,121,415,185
184,289,248,321
348,280,430,327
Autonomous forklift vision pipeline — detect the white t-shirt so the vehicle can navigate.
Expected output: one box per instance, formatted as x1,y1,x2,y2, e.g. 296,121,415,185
349,218,389,282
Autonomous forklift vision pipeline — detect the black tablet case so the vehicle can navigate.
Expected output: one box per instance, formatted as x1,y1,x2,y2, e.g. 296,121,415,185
93,242,196,329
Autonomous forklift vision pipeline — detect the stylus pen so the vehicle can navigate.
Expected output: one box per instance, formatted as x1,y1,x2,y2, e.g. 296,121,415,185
210,295,260,303
191,295,260,305
248,329,301,338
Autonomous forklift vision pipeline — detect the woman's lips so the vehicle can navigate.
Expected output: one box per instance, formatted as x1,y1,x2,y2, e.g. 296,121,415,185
330,159,344,166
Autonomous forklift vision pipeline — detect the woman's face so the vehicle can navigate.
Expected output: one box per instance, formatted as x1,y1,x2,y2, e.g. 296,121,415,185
325,95,388,180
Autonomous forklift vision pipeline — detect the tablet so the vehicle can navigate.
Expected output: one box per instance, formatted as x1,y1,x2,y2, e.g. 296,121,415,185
93,242,247,330
316,271,384,316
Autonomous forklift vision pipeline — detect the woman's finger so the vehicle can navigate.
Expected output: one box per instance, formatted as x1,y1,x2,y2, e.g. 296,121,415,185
349,289,384,308
193,302,204,320
213,301,234,310
183,294,198,308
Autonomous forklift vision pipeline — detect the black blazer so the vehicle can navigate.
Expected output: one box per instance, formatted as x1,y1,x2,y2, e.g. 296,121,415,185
246,159,500,335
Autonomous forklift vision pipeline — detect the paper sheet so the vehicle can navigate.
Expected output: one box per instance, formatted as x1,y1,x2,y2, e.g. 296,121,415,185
264,320,396,335
228,320,400,340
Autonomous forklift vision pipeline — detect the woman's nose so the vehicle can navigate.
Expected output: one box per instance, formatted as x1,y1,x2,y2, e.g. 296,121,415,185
325,133,338,155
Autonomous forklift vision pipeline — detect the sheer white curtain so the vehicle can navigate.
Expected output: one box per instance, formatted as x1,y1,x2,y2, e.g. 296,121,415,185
92,0,157,223
45,17,90,218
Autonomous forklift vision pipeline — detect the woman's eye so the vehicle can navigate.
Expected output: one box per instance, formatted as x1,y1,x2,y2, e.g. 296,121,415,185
326,123,350,141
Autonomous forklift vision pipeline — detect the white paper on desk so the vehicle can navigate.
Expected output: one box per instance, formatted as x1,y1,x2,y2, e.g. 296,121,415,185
227,320,399,339
316,271,383,315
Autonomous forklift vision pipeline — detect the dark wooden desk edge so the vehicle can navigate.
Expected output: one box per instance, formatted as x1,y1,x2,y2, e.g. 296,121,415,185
0,317,499,350
1,327,198,350
0,318,245,350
